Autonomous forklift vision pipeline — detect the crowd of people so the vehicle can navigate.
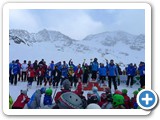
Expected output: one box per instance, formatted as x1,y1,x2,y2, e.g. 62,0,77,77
9,58,145,90
9,79,143,109
9,58,145,109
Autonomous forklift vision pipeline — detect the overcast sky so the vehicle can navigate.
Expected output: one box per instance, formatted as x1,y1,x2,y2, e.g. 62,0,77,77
10,9,145,40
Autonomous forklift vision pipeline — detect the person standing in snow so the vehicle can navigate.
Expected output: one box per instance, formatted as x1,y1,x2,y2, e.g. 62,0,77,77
82,61,90,86
27,66,35,89
126,63,136,87
33,60,38,81
52,65,61,88
74,64,83,88
9,60,15,83
90,58,99,81
60,65,68,88
68,66,75,87
98,63,107,86
49,60,55,71
12,90,30,109
10,60,20,86
36,64,45,87
138,62,145,88
106,59,119,91
21,60,28,82
44,66,53,86
27,87,46,109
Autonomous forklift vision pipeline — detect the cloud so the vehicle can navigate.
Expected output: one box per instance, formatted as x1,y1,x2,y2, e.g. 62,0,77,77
9,9,144,40
9,10,39,32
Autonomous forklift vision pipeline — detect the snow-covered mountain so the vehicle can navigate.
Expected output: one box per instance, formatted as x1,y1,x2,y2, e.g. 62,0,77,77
9,29,145,68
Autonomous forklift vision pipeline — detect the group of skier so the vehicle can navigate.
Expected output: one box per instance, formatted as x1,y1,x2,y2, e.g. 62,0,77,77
9,58,145,90
9,79,143,109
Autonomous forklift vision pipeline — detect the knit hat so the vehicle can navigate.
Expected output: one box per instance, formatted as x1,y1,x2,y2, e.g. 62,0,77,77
58,92,83,109
92,86,98,93
86,103,101,109
133,90,139,95
112,94,124,107
114,90,122,95
62,79,71,90
45,88,53,96
122,89,128,94
21,90,28,95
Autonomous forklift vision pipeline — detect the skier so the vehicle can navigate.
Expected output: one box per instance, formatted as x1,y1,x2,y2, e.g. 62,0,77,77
90,58,99,81
9,60,15,83
49,60,55,71
121,89,130,109
54,79,71,104
116,63,122,86
92,86,100,102
74,64,83,88
126,63,136,87
16,59,22,81
68,66,75,87
138,62,145,88
21,60,28,81
106,59,119,91
36,64,45,87
10,60,20,85
27,66,35,89
43,88,53,106
112,94,125,109
130,90,139,109
98,63,107,86
56,92,83,109
60,65,68,88
52,65,61,88
27,87,46,109
9,95,13,109
44,66,52,86
12,90,30,109
82,61,90,86
33,60,38,81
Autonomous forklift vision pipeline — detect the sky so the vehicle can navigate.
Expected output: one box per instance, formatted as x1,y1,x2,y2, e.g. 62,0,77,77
9,9,145,40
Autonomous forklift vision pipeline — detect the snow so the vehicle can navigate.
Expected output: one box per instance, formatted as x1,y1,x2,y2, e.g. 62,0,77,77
9,29,145,69
9,77,140,109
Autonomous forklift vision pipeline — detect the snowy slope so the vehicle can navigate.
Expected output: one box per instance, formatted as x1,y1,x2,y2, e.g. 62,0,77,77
9,29,145,68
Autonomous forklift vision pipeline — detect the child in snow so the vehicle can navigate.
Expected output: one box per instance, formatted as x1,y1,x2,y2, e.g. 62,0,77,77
36,65,45,87
82,62,90,86
112,94,125,109
43,88,53,106
27,66,35,89
122,89,130,109
68,66,75,87
27,87,46,109
130,90,139,109
12,90,30,109
92,86,100,102
9,95,13,109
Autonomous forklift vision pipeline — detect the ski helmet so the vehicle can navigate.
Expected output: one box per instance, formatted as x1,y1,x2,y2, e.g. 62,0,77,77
62,79,71,90
58,92,83,109
86,103,101,109
88,94,99,104
133,90,139,95
112,94,124,107
45,88,53,96
101,93,107,102
122,89,128,94
138,88,143,91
